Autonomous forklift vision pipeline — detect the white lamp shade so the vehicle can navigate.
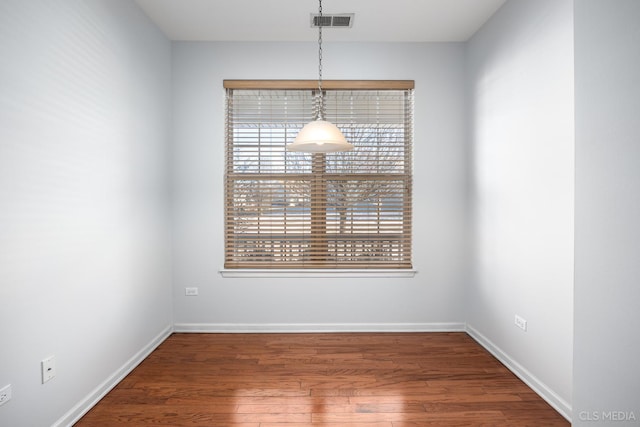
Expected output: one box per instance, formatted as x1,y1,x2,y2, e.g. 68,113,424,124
288,119,354,152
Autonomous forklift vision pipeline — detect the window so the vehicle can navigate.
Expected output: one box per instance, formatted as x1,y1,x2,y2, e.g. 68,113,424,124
224,80,414,269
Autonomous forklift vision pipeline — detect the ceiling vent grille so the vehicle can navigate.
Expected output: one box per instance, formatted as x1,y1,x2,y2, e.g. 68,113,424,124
311,14,354,28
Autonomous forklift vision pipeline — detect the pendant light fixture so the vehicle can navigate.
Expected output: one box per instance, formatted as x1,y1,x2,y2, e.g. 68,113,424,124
287,0,353,153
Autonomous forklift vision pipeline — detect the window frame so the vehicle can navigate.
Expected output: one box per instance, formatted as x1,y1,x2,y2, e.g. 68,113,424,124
222,80,416,275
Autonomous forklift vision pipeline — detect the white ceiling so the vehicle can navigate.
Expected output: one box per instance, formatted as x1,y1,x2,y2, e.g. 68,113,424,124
134,0,506,42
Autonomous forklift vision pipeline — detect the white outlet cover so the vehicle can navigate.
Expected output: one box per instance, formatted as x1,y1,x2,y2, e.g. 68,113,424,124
0,384,11,406
42,356,56,383
515,315,527,331
185,287,199,296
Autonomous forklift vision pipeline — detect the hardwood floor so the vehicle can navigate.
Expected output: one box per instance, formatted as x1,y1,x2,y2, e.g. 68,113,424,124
75,333,569,426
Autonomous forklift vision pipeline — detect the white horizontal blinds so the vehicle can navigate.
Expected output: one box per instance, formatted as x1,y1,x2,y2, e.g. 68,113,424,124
225,90,314,267
225,82,413,269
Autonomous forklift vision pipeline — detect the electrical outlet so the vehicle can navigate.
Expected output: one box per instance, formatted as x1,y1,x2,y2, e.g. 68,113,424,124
41,356,56,383
515,315,527,331
185,287,199,296
0,384,11,406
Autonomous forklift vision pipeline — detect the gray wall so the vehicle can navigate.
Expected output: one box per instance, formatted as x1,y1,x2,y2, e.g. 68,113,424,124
573,0,640,425
0,1,173,426
466,0,574,417
170,42,471,330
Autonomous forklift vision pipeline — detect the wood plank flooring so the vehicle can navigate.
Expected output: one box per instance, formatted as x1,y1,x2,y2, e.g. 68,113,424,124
75,332,569,426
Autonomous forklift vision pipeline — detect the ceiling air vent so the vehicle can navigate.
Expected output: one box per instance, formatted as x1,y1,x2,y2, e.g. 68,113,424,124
311,14,354,28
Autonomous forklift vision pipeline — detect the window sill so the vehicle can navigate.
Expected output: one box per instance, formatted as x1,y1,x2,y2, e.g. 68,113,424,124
219,269,418,279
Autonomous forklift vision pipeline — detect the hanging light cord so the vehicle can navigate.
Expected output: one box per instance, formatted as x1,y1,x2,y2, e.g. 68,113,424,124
317,0,324,120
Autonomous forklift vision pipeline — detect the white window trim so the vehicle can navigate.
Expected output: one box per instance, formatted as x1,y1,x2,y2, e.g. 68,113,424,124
219,269,417,278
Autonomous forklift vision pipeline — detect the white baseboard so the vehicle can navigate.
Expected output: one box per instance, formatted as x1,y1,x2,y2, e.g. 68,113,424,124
53,325,173,427
465,324,572,422
53,323,571,425
173,322,466,333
